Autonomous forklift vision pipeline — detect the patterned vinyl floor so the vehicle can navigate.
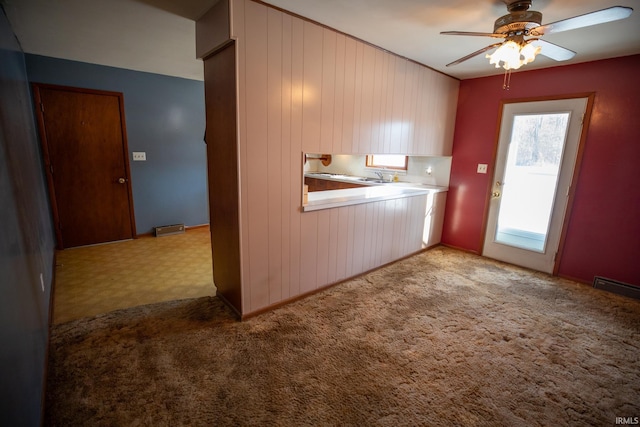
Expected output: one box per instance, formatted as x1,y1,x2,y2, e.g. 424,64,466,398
53,227,215,324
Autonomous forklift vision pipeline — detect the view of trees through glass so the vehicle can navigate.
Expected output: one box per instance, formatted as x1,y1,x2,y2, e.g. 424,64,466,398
513,114,569,168
495,112,570,252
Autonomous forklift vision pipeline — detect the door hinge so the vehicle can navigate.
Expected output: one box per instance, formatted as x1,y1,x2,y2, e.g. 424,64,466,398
40,103,44,113
566,185,570,196
553,252,558,261
49,164,54,175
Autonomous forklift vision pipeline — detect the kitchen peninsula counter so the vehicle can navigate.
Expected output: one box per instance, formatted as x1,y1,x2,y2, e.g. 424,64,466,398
303,180,447,212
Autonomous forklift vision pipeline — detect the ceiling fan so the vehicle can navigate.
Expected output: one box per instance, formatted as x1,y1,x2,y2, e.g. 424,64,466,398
441,1,633,72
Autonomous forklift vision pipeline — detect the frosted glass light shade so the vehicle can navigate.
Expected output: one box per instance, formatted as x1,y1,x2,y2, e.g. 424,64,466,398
486,40,541,71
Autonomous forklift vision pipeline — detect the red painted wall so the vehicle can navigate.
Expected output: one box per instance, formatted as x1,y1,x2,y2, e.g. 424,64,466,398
442,54,640,286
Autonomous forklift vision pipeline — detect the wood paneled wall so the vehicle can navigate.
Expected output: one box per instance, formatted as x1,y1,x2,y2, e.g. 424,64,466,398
225,0,459,315
233,0,459,157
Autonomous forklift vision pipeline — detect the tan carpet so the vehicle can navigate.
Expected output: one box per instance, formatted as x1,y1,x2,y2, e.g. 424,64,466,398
45,246,640,426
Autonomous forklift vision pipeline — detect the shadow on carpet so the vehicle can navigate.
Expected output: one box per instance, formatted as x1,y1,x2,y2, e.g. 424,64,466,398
45,246,640,426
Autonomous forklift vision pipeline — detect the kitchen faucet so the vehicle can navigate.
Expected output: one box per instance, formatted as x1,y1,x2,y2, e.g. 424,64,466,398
374,171,384,180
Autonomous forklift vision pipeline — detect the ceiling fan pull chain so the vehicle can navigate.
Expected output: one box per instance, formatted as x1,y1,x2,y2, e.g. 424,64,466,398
503,69,512,90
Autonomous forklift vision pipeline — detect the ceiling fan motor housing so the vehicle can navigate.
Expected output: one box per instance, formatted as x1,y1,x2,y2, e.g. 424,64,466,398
494,10,542,34
505,0,532,13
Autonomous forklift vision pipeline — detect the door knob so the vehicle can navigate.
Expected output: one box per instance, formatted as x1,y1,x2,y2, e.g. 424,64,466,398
118,177,126,184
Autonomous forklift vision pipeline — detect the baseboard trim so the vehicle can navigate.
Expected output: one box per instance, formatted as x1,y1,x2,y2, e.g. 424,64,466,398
439,242,481,255
43,250,57,424
216,292,241,320
186,224,210,231
240,246,435,321
136,224,210,238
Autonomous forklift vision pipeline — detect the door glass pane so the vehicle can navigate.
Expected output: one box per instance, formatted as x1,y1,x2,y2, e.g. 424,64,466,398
495,113,570,252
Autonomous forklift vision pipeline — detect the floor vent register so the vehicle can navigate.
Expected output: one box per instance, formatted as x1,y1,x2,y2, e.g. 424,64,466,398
154,224,185,237
593,276,640,300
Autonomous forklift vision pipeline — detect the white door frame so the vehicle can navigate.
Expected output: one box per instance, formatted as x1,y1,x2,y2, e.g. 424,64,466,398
482,94,594,274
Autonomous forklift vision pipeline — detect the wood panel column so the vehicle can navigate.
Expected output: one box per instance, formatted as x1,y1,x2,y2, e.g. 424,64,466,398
204,43,242,315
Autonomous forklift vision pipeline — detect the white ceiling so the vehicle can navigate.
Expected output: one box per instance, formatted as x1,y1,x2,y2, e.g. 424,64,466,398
2,0,639,81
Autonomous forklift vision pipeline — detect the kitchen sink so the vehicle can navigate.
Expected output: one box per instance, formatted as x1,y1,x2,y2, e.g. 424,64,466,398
306,172,395,184
357,177,392,183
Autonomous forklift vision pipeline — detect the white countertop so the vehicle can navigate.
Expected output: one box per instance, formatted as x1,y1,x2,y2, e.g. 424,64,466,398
303,177,447,212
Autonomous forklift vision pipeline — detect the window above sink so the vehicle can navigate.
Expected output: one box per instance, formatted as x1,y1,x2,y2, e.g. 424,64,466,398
365,154,408,170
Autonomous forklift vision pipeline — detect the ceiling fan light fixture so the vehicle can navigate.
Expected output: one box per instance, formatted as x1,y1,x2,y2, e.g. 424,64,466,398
520,40,541,64
441,4,632,89
486,39,541,70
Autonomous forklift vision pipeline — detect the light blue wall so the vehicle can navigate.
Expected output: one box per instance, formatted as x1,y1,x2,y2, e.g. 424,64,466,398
25,54,208,234
0,9,55,425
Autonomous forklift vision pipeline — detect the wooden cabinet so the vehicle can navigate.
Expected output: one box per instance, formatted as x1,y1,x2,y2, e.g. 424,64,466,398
294,27,459,156
423,191,447,248
304,177,367,192
198,0,459,158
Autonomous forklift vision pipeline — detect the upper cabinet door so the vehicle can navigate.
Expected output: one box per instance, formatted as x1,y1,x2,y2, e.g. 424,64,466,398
410,66,459,156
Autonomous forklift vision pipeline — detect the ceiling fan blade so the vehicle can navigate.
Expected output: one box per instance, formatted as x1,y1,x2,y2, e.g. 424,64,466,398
530,39,576,61
529,6,633,36
446,43,504,67
441,31,506,39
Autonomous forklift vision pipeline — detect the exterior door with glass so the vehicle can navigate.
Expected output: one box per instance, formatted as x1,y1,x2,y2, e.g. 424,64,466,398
483,97,589,273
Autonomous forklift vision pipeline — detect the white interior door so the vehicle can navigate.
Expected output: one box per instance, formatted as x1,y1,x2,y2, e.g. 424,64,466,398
483,97,588,273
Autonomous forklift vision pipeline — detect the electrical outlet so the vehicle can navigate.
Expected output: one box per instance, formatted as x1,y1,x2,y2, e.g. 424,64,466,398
132,152,146,161
477,164,488,174
40,273,44,292
425,166,433,175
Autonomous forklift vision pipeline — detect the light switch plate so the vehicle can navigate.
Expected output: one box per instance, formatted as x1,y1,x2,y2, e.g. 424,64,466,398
477,163,488,174
133,152,146,161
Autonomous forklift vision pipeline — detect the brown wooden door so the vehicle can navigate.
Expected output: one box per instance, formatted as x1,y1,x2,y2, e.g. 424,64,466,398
34,84,136,248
